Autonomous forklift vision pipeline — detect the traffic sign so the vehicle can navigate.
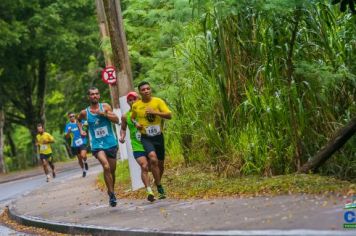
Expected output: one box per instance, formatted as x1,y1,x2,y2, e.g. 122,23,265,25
101,66,117,85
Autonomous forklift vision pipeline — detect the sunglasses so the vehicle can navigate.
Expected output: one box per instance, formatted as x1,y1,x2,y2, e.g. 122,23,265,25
69,115,75,118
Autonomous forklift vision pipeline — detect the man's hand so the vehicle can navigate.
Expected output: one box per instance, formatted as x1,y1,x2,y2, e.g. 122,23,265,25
97,110,108,117
133,120,143,130
119,137,125,143
146,107,157,115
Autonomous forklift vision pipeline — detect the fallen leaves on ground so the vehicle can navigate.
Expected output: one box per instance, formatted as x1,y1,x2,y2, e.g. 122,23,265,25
0,208,72,236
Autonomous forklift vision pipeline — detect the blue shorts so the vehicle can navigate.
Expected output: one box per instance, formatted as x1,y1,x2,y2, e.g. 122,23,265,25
133,151,146,159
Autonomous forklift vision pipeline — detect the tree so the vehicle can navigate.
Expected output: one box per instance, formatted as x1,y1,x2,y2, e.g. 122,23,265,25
0,0,100,164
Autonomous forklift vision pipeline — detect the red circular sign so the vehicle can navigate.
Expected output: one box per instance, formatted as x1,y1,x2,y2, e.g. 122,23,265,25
101,66,117,85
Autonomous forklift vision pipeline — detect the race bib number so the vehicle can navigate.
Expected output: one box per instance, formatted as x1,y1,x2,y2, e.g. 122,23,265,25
135,131,141,141
74,139,83,146
40,145,48,151
94,126,109,138
145,125,161,137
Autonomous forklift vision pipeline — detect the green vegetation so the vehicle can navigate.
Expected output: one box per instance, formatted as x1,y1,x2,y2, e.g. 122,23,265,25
1,0,355,183
141,0,356,179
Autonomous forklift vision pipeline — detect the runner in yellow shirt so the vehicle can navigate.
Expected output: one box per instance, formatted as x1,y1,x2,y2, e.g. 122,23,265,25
36,123,56,182
131,81,172,199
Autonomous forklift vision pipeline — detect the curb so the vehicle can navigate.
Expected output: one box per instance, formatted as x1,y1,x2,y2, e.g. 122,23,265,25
7,206,167,236
7,206,356,236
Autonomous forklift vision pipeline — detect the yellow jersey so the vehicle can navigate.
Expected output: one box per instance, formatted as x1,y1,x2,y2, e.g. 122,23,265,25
131,97,171,135
36,132,54,154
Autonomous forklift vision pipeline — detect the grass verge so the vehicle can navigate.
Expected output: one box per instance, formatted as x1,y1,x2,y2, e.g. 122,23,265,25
97,160,356,200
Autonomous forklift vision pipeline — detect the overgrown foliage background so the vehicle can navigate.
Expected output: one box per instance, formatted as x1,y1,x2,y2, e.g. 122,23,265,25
0,0,355,179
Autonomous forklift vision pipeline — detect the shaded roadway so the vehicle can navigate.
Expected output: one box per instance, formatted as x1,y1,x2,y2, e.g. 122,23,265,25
4,160,356,235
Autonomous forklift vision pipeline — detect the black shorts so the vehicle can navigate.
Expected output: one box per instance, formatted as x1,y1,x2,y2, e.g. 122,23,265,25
141,134,165,161
133,151,146,159
71,145,87,156
92,146,118,159
40,153,53,161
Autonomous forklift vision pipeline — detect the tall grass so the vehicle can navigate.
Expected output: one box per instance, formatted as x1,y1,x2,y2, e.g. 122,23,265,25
166,0,356,179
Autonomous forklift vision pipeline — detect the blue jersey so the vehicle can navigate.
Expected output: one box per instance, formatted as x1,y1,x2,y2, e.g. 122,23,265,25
86,103,117,151
64,121,87,147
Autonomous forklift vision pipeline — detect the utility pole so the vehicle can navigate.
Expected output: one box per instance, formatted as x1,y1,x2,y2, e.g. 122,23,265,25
95,0,119,110
98,0,143,190
102,0,133,95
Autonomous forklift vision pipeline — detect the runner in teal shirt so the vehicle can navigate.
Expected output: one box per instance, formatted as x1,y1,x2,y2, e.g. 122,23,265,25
78,87,119,207
119,91,155,202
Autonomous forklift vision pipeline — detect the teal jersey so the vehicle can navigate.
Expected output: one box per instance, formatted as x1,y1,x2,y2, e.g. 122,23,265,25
86,103,117,150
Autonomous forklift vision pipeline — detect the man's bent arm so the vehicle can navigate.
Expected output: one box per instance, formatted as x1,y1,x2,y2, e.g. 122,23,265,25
77,110,87,135
156,111,172,120
102,103,119,124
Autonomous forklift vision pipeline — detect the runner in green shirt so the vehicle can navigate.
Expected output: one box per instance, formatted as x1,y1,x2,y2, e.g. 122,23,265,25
119,92,155,202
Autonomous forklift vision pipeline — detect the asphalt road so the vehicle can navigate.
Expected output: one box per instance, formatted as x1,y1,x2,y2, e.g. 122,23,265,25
1,159,355,236
0,159,101,235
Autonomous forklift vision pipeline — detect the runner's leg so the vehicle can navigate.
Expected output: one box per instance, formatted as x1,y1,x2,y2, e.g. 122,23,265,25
147,151,161,186
41,158,49,176
77,151,86,177
136,156,150,187
81,149,88,170
137,156,155,202
77,154,84,169
46,155,55,178
96,151,114,194
107,157,117,191
102,153,117,207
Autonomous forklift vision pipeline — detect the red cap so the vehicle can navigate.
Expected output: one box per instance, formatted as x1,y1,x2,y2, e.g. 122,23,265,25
126,91,139,101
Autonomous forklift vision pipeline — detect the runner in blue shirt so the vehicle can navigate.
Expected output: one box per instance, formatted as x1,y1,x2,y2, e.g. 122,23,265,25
77,87,119,207
64,112,89,177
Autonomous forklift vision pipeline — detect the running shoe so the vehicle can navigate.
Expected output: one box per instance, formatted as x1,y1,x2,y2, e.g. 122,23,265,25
84,162,89,171
82,171,86,177
52,172,56,178
109,192,117,207
157,185,166,199
46,175,50,182
147,190,155,202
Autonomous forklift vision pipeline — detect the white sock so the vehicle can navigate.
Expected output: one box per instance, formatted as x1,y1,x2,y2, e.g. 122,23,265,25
147,187,152,192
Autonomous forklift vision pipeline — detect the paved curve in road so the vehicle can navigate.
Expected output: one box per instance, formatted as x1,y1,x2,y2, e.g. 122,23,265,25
0,161,102,235
2,161,356,236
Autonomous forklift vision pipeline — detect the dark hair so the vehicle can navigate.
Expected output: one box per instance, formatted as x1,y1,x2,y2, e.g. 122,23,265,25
67,112,75,116
37,123,43,128
87,87,99,95
137,81,150,90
